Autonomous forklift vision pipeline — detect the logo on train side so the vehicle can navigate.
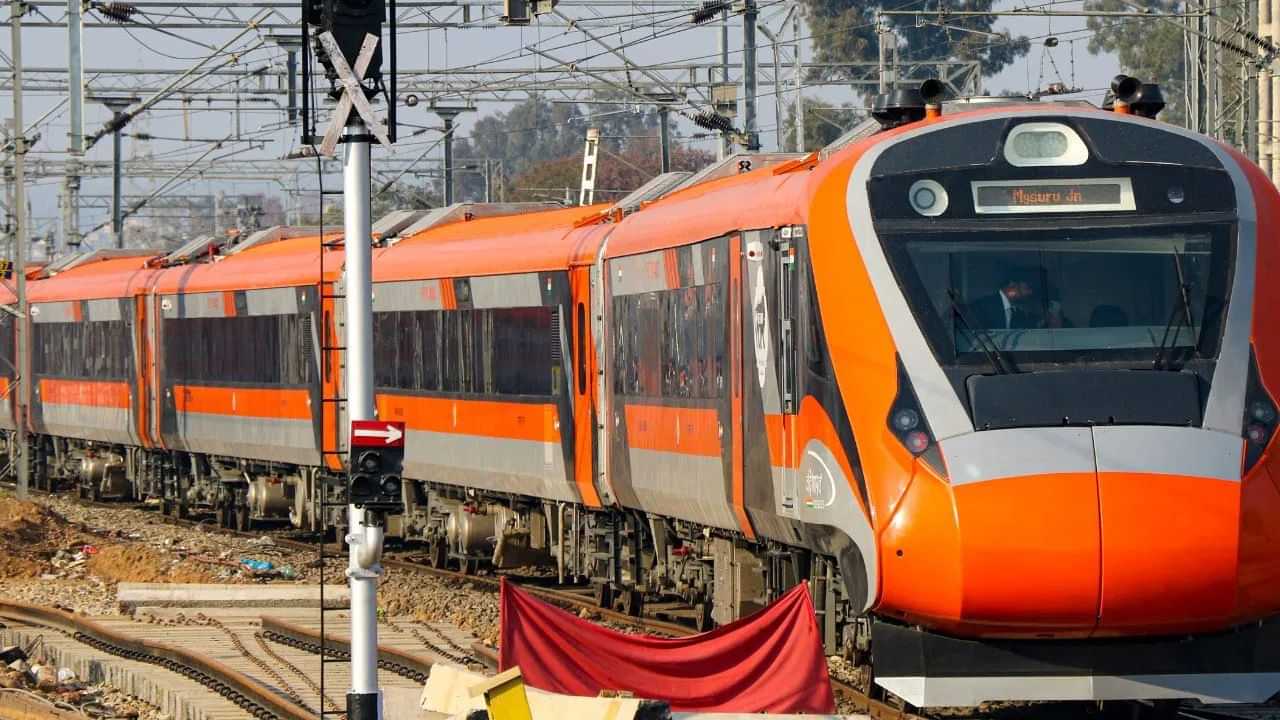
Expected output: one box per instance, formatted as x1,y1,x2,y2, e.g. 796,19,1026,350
748,241,770,390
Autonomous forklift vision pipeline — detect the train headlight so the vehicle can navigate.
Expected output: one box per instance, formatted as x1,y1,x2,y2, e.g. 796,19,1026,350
886,356,943,474
891,408,920,432
1003,122,1088,167
1011,130,1068,159
908,179,948,217
1250,400,1276,425
1247,424,1269,445
1243,350,1277,475
904,431,931,454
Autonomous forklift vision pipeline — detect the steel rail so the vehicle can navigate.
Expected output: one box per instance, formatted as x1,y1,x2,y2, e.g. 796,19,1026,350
259,615,434,683
0,601,314,720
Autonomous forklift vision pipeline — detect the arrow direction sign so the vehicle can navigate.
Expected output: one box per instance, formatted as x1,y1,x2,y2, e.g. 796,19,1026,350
350,420,406,447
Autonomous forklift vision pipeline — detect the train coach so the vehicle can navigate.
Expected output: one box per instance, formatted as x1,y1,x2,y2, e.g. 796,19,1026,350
7,77,1280,709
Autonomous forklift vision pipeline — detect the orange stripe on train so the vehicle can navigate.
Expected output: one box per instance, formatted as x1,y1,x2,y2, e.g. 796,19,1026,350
39,378,130,408
623,403,720,457
174,385,312,420
377,393,562,443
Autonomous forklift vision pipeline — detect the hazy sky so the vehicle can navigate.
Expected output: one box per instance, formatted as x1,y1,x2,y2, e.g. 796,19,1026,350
0,0,1121,245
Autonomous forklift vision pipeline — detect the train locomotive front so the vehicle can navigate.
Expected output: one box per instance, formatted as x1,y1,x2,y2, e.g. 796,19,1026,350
808,95,1280,706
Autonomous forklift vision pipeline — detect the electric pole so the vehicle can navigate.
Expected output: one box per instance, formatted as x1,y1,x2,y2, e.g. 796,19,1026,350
10,0,28,499
742,0,759,151
63,0,83,250
793,7,804,152
720,7,730,158
89,96,138,248
658,105,671,172
441,110,456,205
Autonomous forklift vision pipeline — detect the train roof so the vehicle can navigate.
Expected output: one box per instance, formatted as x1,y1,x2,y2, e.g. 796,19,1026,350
374,203,607,282
149,231,343,295
29,252,161,302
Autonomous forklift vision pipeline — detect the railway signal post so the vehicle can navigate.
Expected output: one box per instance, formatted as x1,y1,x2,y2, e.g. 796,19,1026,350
308,0,393,711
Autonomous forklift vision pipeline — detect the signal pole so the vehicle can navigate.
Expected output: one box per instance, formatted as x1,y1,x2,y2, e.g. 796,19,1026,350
310,10,393,720
342,115,383,720
10,0,29,500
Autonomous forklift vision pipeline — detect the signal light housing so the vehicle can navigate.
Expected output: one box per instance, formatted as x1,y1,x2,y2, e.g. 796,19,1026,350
348,447,404,511
886,356,945,475
1243,349,1278,475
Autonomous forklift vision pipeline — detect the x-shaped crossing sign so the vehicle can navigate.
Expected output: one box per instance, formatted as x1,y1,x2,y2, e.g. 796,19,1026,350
316,31,393,157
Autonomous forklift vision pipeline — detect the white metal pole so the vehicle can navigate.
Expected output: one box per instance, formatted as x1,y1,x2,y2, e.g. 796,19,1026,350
343,118,383,720
10,0,28,499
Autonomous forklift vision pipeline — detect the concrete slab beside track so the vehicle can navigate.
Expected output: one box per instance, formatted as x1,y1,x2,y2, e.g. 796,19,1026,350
117,582,352,611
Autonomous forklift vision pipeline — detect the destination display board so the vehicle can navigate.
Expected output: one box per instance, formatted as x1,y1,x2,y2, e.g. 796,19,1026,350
972,178,1136,214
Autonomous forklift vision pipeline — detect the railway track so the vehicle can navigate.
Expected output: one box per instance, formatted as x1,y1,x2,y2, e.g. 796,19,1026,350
0,601,314,720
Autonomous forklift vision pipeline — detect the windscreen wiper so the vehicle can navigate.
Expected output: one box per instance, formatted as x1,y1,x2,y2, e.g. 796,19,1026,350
947,289,1012,375
1152,250,1196,371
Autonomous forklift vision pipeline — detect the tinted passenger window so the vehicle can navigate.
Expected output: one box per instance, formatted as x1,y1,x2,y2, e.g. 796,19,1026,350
373,307,558,397
612,282,725,400
34,320,133,380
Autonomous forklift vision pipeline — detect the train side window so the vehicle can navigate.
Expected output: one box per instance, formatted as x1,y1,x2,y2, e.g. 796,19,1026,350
163,314,310,386
611,282,724,400
803,270,830,378
33,319,132,380
375,306,554,396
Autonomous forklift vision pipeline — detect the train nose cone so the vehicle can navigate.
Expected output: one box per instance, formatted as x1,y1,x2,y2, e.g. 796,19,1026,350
936,428,1102,636
892,427,1259,637
951,484,1101,632
1093,470,1239,634
1092,427,1243,635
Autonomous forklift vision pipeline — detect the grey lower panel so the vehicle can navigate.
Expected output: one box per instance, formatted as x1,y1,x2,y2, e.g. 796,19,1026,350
1093,426,1241,481
402,429,575,503
628,448,738,531
175,412,319,466
941,427,1095,486
876,672,1280,707
40,404,136,446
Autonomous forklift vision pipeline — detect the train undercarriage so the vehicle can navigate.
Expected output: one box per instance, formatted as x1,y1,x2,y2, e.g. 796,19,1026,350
3,429,855,658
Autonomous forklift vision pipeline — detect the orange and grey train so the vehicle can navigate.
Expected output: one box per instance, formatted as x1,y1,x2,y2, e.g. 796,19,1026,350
4,77,1280,707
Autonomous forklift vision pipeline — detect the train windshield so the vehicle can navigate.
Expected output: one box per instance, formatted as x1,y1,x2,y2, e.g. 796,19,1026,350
884,223,1234,367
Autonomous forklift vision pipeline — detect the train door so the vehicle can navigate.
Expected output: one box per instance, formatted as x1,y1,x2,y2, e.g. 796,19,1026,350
740,229,804,544
134,294,152,448
729,235,755,539
775,228,800,520
569,264,602,507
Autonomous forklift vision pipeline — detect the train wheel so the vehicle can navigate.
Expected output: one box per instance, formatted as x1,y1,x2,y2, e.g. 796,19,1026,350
594,582,614,609
694,602,713,632
621,589,644,618
427,540,447,569
234,504,252,532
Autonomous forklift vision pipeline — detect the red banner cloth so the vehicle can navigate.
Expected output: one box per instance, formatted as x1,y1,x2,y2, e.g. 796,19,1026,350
498,578,837,714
